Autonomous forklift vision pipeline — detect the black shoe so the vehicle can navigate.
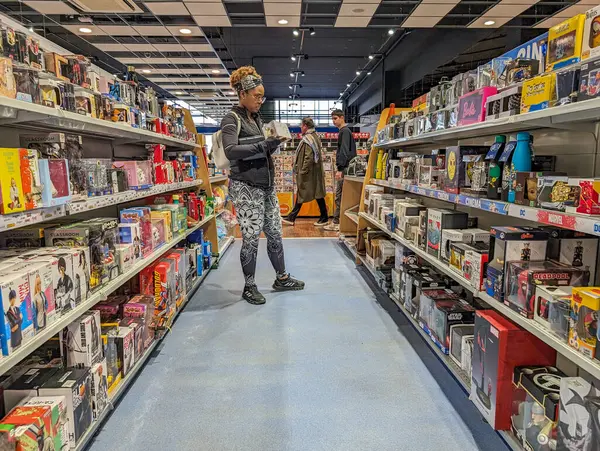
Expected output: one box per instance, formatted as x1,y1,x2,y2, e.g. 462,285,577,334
243,285,266,305
314,218,328,227
273,274,305,291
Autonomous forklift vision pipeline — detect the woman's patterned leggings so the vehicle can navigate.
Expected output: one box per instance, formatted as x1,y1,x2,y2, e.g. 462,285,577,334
229,179,286,287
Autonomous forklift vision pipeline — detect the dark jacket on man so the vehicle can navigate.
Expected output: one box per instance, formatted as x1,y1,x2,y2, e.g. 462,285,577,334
295,129,326,204
336,126,357,171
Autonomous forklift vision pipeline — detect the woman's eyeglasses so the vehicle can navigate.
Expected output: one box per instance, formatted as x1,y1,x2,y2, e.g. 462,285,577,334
252,94,266,104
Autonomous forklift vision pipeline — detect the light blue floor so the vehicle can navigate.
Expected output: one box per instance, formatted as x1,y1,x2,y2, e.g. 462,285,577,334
89,238,505,451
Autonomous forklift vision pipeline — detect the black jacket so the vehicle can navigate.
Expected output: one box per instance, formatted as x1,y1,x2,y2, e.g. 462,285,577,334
336,126,357,171
220,106,280,188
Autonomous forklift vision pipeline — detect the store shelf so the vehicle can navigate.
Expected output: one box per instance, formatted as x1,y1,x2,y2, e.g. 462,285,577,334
0,95,196,150
358,212,478,294
370,178,600,238
344,210,359,225
344,175,365,183
210,175,228,184
0,180,204,233
216,209,225,217
0,215,214,377
339,237,357,259
218,236,234,258
374,97,600,149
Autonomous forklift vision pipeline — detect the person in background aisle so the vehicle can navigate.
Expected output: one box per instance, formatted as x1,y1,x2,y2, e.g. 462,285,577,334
324,109,356,232
281,117,328,227
220,66,305,305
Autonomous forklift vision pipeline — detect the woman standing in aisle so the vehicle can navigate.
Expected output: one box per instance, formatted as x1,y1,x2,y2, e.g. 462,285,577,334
220,66,305,305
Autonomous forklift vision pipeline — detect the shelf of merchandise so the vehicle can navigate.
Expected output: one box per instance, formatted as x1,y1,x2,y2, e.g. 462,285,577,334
0,95,196,150
374,97,600,149
209,175,228,184
344,175,365,183
216,209,225,217
0,179,205,233
0,215,214,377
344,211,359,225
218,236,234,258
370,178,600,238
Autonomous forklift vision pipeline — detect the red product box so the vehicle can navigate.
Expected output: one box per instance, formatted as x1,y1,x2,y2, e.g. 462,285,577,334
0,404,53,449
471,310,555,430
165,251,185,307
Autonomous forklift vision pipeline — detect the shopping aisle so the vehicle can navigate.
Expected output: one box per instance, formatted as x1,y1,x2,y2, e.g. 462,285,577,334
89,238,506,451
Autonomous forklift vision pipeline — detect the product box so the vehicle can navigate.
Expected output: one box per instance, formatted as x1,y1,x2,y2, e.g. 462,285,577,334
38,159,71,207
546,14,585,71
112,160,153,190
536,175,580,211
566,177,600,215
418,288,460,332
18,148,41,211
582,5,600,61
426,209,469,258
505,261,589,318
463,243,489,291
579,56,600,101
417,210,427,251
0,404,56,450
41,251,76,314
449,324,474,368
164,253,185,308
49,247,90,308
444,145,488,194
90,359,108,420
150,210,173,242
520,73,557,113
38,368,93,449
123,295,154,350
557,377,600,450
449,242,469,275
101,326,121,395
59,310,102,367
544,228,599,284
462,336,474,378
513,171,565,206
21,396,68,451
471,310,555,430
120,207,152,257
511,365,564,450
0,148,25,214
185,245,199,288
0,227,45,248
440,229,472,263
3,367,60,413
430,299,476,354
457,86,498,126
534,285,571,341
0,271,35,356
81,218,120,289
115,326,135,378
569,287,600,358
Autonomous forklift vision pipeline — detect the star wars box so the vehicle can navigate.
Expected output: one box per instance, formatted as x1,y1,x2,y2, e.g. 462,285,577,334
90,359,108,420
115,326,135,378
0,270,34,356
418,289,461,333
543,228,599,284
59,310,102,368
426,209,469,258
0,404,56,450
449,324,474,368
534,285,571,341
505,261,589,319
3,367,60,414
21,396,68,451
471,310,555,430
430,299,476,354
557,377,600,450
38,368,93,449
569,287,600,359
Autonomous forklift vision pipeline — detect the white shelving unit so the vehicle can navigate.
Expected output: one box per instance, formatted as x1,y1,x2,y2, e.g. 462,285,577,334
210,175,228,183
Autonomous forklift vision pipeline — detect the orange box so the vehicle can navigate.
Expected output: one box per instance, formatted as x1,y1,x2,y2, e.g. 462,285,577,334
0,405,53,449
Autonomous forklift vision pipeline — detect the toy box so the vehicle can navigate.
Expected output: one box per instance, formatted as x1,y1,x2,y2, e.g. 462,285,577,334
557,377,600,449
79,158,111,197
449,242,469,274
59,310,102,367
18,148,41,211
0,148,25,214
546,14,585,71
444,145,488,194
123,295,155,350
3,367,60,414
0,227,45,248
537,175,580,211
511,365,564,450
431,299,476,354
164,252,185,308
0,271,34,356
521,74,557,113
0,404,55,450
101,326,121,395
418,288,460,332
555,65,581,105
471,310,555,430
534,285,571,341
26,254,69,316
426,209,469,258
113,160,153,190
38,159,71,207
47,247,90,308
151,217,167,249
116,244,135,273
569,287,600,358
21,396,68,451
120,207,152,257
486,226,549,301
579,56,600,101
505,261,589,318
140,260,175,328
150,211,173,242
463,242,489,291
545,228,599,283
115,326,135,378
38,368,93,449
582,5,600,61
457,86,498,126
566,178,600,215
82,218,120,289
90,359,108,420
440,229,472,263
513,171,565,207
449,324,474,368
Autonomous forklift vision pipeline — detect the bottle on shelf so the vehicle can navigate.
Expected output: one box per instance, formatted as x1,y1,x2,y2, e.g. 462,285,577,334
507,132,533,203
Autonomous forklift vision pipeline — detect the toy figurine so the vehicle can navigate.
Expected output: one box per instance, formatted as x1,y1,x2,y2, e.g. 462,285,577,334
573,241,583,267
521,243,531,261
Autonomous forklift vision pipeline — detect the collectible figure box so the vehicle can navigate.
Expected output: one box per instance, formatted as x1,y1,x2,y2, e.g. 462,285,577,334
511,365,564,451
81,218,120,289
582,5,600,61
0,148,25,214
101,326,121,395
426,208,469,258
124,295,155,350
546,14,585,71
444,146,488,194
185,245,199,288
0,227,45,248
120,207,152,257
579,56,600,101
457,87,498,126
163,253,184,308
0,404,55,450
150,211,173,242
505,261,589,319
113,160,153,190
471,310,555,430
569,287,600,358
44,247,91,308
38,159,71,207
3,367,60,413
537,175,580,211
431,299,476,354
449,324,474,368
21,396,68,451
521,74,556,113
394,242,416,270
116,244,135,273
544,228,599,284
19,148,41,211
449,242,470,275
39,252,75,314
418,289,460,331
115,326,135,378
557,377,600,450
440,229,472,264
566,177,600,215
513,171,565,207
59,310,102,367
534,285,571,341
151,217,167,249
26,255,66,318
39,368,93,449
90,359,108,420
0,271,34,356
463,243,489,291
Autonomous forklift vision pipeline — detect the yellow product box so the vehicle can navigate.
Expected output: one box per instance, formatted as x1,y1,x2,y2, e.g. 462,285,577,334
582,5,600,60
520,74,556,113
0,148,25,214
547,14,585,71
569,287,600,359
151,210,173,241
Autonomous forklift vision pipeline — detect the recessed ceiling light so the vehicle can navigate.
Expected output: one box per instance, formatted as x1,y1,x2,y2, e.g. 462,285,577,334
291,56,296,61
289,85,293,89
368,55,374,60
290,73,294,77
29,27,34,32
175,91,184,95
227,91,235,95
211,69,221,74
356,71,361,75
339,92,343,96
346,83,351,87
278,19,289,25
484,20,495,26
79,27,92,33
293,29,299,36
310,27,315,36
142,69,151,74
367,72,371,75
388,29,395,35
179,28,192,34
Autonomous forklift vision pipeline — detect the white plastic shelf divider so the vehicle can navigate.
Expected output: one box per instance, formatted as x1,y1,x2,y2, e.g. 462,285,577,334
0,215,214,377
0,180,203,233
0,95,196,150
370,178,600,238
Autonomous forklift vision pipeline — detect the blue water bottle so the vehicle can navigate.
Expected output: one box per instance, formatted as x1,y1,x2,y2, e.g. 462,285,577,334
507,132,532,203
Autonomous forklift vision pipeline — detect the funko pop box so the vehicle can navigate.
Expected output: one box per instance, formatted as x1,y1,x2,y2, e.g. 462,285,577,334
569,287,600,359
426,208,469,258
542,227,599,284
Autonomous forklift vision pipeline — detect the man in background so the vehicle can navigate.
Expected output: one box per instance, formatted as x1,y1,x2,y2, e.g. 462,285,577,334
325,109,356,232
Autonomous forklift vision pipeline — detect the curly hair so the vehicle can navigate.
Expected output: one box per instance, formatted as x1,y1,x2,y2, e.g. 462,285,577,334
230,66,261,89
